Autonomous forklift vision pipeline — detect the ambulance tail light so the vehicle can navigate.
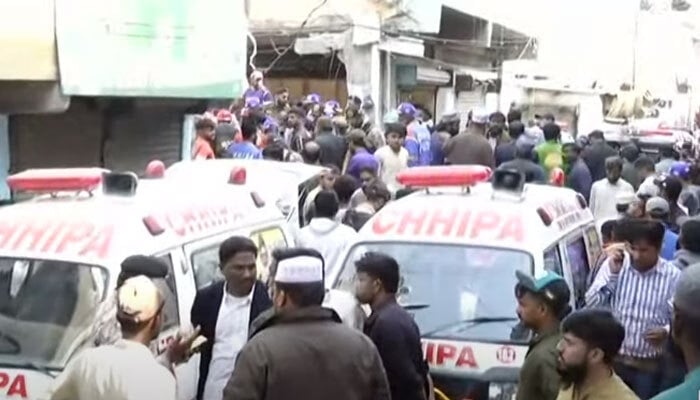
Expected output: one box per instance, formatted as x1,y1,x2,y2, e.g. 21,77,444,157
575,193,588,209
7,168,107,193
537,208,553,227
396,165,492,188
145,160,166,178
142,216,165,236
229,167,247,185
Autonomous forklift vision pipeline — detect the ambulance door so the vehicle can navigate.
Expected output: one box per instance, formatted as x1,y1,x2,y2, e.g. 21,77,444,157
153,250,198,400
560,230,593,310
544,242,577,310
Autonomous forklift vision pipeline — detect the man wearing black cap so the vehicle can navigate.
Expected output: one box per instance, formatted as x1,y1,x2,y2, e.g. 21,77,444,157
497,141,547,183
514,270,572,400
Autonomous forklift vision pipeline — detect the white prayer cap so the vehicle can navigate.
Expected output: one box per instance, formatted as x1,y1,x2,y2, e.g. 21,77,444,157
118,275,162,323
275,256,324,284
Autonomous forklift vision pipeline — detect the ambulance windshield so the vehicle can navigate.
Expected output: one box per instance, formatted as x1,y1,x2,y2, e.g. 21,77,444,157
337,242,533,343
0,258,108,370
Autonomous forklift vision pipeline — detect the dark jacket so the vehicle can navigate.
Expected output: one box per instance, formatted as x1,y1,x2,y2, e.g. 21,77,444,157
567,159,593,202
495,141,518,167
582,142,618,182
515,328,562,400
443,132,495,168
315,131,348,170
498,158,547,183
364,298,428,400
223,306,390,400
190,280,272,400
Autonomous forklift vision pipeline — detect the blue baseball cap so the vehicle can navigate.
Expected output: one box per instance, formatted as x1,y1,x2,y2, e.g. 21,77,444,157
515,270,570,306
397,102,417,117
669,161,691,180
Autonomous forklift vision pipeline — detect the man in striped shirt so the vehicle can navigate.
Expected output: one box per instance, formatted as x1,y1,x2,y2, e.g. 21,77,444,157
585,219,681,399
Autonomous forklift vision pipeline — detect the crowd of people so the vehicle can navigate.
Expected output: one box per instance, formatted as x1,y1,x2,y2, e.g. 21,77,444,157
46,70,700,400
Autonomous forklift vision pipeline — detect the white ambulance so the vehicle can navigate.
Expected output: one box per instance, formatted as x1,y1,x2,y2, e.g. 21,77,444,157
164,159,328,234
0,166,293,400
329,166,601,400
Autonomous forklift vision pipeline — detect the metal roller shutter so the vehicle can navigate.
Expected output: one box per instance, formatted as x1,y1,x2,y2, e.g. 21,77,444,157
104,107,183,175
9,99,103,172
456,90,486,128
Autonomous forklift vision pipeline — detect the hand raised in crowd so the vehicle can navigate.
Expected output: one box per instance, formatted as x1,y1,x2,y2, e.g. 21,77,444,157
643,327,668,347
166,325,203,365
604,242,627,274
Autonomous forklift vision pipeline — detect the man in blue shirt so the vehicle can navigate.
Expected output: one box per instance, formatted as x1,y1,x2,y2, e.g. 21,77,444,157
563,142,593,202
228,118,262,159
646,197,679,261
398,103,431,166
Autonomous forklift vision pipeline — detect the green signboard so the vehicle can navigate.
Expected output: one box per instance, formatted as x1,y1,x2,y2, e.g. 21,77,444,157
55,0,247,98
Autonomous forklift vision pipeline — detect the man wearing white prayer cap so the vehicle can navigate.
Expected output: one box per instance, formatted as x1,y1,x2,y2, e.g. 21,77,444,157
224,248,390,400
51,276,176,400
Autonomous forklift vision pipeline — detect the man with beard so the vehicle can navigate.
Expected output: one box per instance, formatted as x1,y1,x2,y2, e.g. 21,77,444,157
556,309,638,400
284,107,312,154
651,264,700,400
514,270,572,400
431,112,460,165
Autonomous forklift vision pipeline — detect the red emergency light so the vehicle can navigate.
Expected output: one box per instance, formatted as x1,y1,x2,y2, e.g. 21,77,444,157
145,160,166,178
229,167,247,185
396,165,492,188
7,168,107,193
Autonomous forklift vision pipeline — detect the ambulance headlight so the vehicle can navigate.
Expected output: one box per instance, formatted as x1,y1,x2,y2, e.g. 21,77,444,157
488,382,518,400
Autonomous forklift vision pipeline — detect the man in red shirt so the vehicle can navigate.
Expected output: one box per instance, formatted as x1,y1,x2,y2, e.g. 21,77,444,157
192,116,216,160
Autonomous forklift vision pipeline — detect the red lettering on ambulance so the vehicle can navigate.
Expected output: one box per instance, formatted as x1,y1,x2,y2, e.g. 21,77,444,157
0,372,27,398
55,222,94,255
455,209,473,236
397,210,427,236
371,210,398,235
423,341,479,369
426,208,458,236
0,220,114,259
470,211,500,238
0,221,19,248
81,225,114,259
372,208,524,242
7,374,27,398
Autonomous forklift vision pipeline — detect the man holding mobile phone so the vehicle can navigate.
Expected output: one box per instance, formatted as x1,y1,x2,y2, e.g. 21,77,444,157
585,219,681,399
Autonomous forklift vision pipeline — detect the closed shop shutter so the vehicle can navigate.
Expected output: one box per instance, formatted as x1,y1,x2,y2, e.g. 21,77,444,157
104,107,183,175
456,90,486,127
9,99,103,172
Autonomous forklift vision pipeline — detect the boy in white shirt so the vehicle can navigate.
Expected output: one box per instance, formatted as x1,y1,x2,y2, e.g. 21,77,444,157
374,123,410,193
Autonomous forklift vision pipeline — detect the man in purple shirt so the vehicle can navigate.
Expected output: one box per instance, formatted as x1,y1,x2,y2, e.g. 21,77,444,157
346,129,379,181
242,71,273,105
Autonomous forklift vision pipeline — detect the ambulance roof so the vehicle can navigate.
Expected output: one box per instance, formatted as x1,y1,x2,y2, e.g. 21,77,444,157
0,176,284,270
361,182,593,252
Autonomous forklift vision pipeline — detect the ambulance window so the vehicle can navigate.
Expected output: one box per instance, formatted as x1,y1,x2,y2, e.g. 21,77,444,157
155,254,180,329
250,227,289,284
565,237,590,309
584,226,602,267
543,246,564,276
190,245,224,289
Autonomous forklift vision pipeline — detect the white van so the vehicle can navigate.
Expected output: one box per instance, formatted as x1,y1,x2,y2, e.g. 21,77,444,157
328,166,601,400
0,167,293,400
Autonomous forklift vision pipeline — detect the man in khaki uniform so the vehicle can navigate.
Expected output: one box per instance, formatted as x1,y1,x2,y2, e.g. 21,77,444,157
514,270,572,400
556,309,638,400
